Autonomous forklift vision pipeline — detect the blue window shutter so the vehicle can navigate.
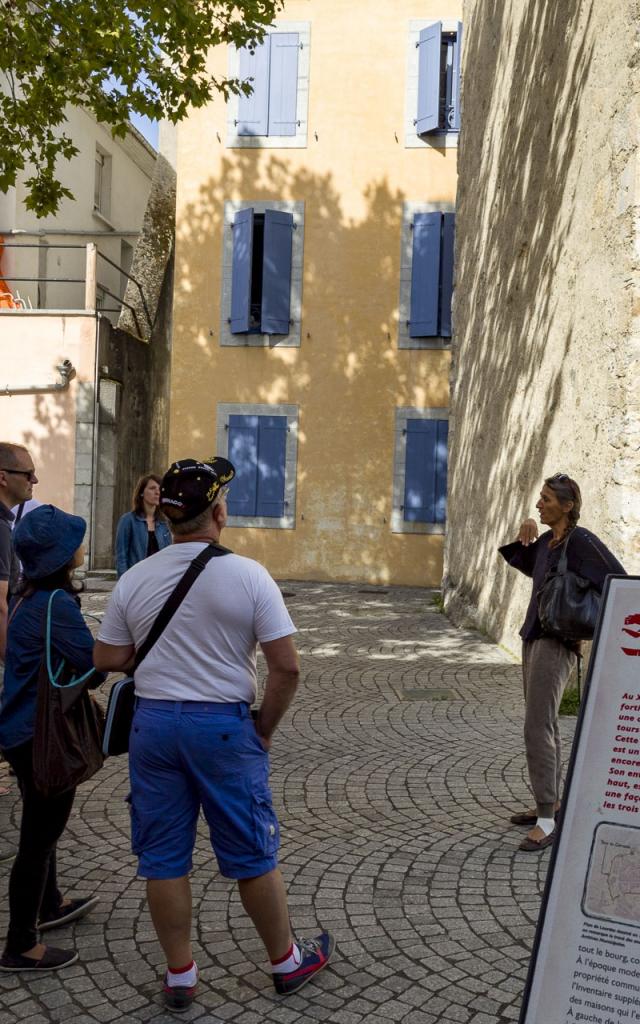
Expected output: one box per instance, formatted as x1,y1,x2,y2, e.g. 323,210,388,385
416,23,442,135
227,415,258,515
261,210,293,335
434,420,449,523
404,419,437,523
439,213,455,338
450,23,463,131
256,416,287,517
409,212,442,338
268,33,299,136
230,208,254,334
236,41,270,136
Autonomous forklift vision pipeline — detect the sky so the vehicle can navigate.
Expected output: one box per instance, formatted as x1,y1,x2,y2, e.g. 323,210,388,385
129,111,159,149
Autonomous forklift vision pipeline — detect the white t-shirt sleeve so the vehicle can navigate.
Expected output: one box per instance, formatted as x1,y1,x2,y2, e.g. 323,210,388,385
97,582,135,646
253,568,297,644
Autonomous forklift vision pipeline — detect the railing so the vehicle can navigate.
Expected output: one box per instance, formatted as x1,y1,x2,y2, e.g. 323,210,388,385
0,242,151,337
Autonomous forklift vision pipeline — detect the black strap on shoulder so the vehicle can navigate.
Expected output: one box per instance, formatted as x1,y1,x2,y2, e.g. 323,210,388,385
134,542,232,670
14,502,25,525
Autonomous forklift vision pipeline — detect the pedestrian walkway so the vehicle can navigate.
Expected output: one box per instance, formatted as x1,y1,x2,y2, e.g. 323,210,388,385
0,581,575,1024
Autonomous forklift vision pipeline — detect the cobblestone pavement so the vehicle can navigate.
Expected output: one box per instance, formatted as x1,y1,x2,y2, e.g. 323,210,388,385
0,580,576,1024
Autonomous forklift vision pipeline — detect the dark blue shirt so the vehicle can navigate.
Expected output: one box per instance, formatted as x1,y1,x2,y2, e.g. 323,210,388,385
0,589,102,750
498,526,625,642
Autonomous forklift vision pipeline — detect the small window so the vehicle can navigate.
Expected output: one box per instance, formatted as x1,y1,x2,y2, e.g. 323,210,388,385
403,419,448,524
93,146,112,219
416,22,462,137
217,403,298,530
95,284,107,311
408,212,455,339
392,409,449,535
230,208,294,336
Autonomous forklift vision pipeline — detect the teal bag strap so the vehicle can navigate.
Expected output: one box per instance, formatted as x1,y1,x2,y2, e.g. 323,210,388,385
46,589,95,689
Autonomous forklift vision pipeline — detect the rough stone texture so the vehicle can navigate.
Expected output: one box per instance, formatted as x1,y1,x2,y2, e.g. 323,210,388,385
444,0,640,652
118,153,176,346
0,580,563,1022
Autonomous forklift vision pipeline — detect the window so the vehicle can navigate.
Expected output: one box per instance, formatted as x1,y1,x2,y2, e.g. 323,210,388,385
120,240,133,301
392,409,449,535
227,23,310,149
217,403,298,529
416,22,462,136
408,212,455,338
398,204,455,347
404,20,462,148
221,200,304,348
93,146,112,219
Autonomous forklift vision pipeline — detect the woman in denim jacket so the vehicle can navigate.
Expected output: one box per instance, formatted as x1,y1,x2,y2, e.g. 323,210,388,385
115,474,172,577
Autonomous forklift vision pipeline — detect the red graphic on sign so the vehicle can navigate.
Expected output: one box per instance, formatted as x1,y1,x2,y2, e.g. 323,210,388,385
622,613,640,656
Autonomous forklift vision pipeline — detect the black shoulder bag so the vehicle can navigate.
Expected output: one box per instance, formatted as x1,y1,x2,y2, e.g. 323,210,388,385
102,542,231,756
537,532,601,642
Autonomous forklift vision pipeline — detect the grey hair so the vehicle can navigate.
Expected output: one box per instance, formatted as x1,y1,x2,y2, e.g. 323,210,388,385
0,442,28,469
167,497,225,537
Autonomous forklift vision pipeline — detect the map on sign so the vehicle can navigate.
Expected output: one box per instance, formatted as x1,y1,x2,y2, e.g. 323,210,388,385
582,822,640,928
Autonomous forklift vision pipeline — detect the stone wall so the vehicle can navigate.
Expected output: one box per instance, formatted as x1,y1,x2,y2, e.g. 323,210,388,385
444,0,640,651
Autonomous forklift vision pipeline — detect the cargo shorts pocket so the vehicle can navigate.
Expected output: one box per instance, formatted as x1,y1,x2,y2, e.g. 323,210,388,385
252,792,280,856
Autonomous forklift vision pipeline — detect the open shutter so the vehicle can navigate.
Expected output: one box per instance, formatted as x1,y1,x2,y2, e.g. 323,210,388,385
434,419,449,523
261,210,293,335
416,22,442,135
256,416,287,516
230,208,254,334
227,415,259,516
409,212,442,338
439,213,455,338
268,33,299,136
450,23,463,131
236,41,271,136
404,419,437,523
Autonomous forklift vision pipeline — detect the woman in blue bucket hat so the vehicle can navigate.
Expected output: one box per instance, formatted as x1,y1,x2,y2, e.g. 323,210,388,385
0,505,104,972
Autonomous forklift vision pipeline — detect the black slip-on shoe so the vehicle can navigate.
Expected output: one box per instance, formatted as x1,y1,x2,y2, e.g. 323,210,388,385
0,946,78,972
39,895,100,932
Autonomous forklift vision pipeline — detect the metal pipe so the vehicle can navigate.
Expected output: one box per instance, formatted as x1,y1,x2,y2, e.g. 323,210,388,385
0,359,77,396
4,228,140,237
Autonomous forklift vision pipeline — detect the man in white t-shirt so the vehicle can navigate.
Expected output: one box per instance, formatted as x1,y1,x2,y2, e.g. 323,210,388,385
94,458,334,1011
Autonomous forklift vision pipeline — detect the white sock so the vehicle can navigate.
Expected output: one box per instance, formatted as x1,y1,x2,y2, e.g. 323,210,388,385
271,943,302,974
166,961,198,988
537,817,555,836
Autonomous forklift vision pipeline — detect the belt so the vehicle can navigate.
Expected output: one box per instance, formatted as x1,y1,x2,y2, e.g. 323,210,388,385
136,698,249,717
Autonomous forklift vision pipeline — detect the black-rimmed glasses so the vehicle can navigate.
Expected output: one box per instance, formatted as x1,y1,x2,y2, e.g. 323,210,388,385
0,468,36,481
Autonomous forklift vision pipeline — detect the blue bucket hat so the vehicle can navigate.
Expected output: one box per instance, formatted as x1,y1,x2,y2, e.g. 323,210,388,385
13,504,86,579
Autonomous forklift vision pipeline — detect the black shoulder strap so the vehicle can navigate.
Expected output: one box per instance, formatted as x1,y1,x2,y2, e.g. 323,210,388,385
13,501,25,525
134,542,232,671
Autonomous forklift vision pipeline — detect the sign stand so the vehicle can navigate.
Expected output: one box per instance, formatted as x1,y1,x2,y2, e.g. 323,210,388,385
520,575,640,1024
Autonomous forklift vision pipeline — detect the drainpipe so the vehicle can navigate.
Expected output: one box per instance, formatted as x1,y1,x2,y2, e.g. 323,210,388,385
0,359,76,395
85,243,101,573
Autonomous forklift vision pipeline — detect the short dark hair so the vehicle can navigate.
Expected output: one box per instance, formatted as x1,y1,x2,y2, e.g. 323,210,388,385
18,558,82,597
132,474,165,519
544,473,582,529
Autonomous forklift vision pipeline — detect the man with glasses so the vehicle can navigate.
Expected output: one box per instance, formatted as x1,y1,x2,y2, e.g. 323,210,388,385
95,458,334,1012
0,444,38,662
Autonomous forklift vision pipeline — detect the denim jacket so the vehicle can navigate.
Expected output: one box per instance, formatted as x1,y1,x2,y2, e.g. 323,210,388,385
115,511,172,577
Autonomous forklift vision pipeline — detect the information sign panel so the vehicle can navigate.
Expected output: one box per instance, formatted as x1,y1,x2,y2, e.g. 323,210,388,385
521,576,640,1024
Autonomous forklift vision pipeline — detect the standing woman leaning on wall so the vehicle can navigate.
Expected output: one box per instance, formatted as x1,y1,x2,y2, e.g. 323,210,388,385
115,474,172,578
499,473,625,853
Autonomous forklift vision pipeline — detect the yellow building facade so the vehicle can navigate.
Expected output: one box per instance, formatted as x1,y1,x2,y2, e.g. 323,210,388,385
170,0,461,585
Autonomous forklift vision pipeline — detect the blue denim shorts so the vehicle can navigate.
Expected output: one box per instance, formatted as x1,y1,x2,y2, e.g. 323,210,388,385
128,699,280,880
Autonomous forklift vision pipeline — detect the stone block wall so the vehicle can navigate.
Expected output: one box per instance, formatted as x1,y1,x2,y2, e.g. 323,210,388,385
444,0,640,651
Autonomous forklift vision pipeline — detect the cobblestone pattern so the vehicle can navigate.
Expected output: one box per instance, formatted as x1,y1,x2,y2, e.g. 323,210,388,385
0,581,576,1024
